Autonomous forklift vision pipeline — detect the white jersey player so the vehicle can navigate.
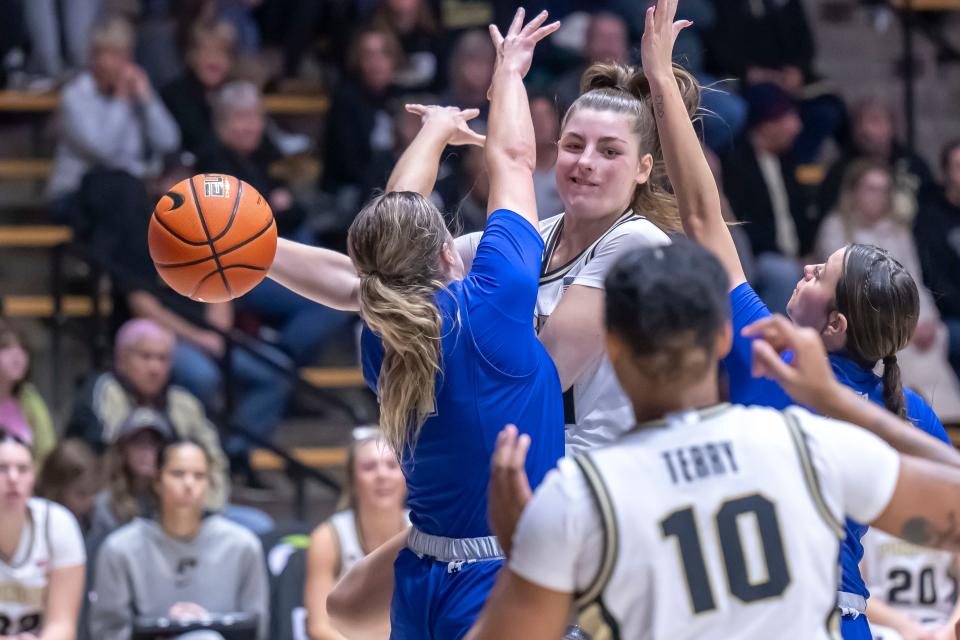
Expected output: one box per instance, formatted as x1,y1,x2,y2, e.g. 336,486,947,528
456,211,669,452
861,529,960,637
470,241,960,640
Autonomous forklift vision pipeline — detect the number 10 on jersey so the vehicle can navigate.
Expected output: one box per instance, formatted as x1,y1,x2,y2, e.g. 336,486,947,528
661,494,791,613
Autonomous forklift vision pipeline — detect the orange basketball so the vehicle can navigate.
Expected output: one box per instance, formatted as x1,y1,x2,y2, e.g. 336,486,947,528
148,174,277,303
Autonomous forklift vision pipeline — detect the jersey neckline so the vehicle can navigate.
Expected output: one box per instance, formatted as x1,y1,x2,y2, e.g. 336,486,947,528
539,209,643,284
628,402,733,433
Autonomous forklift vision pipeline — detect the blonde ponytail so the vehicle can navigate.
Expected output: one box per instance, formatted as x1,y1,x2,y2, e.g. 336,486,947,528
348,192,450,456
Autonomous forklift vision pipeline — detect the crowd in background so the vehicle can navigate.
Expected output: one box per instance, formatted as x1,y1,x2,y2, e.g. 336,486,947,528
1,0,960,637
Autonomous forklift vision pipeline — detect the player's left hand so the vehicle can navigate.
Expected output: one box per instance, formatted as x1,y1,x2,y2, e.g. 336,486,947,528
168,601,209,621
640,0,693,81
489,424,532,557
405,104,486,147
742,314,844,411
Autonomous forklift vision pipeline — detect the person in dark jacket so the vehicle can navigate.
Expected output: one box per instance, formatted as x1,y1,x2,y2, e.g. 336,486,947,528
916,139,960,376
722,83,814,314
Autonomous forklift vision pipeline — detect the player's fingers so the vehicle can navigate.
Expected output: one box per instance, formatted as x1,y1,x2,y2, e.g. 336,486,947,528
507,7,525,37
752,340,796,383
405,103,426,116
460,108,481,121
644,6,655,36
492,425,518,471
519,10,548,37
532,20,562,43
741,314,792,347
463,130,486,146
488,24,504,50
673,20,693,38
511,433,531,470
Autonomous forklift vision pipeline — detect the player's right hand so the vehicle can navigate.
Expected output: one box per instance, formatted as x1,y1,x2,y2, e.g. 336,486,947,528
489,8,560,81
489,424,532,558
741,314,845,412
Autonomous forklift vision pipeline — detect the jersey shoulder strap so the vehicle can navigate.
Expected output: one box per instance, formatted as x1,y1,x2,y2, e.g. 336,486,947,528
782,408,845,538
572,452,619,609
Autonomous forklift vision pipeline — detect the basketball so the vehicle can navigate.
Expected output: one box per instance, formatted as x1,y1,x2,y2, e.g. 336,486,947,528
147,174,277,303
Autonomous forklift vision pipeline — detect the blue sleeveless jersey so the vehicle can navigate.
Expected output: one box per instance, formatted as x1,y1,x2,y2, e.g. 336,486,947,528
724,283,949,601
361,209,565,539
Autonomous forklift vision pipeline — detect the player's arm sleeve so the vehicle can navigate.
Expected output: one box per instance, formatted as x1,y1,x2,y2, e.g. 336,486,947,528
794,408,902,525
89,542,135,640
48,503,86,569
571,226,670,289
466,210,545,374
509,460,603,594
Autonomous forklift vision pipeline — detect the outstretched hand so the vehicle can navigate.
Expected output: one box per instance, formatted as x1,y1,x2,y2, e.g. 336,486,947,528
489,8,560,81
640,0,692,79
405,104,486,147
488,424,532,557
742,314,843,412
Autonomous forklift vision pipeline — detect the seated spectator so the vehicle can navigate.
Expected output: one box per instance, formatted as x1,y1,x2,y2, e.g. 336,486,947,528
860,528,960,639
323,27,401,211
35,439,100,534
722,83,813,314
87,408,175,551
916,140,960,377
816,160,960,422
0,319,55,465
441,29,495,117
529,94,563,219
304,431,408,640
46,15,180,263
0,434,86,638
22,0,99,85
66,319,230,509
703,0,846,163
819,96,935,222
90,439,270,640
360,96,432,202
553,12,631,116
161,20,238,159
371,0,442,92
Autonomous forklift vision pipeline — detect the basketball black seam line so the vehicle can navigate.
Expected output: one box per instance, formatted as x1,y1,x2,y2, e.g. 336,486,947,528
188,177,234,297
154,218,275,269
153,208,210,246
188,265,268,299
209,177,245,243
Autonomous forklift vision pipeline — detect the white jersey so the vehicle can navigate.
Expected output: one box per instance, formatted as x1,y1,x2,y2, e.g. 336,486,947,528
329,509,410,578
456,211,670,453
861,529,958,627
0,498,85,637
510,405,902,640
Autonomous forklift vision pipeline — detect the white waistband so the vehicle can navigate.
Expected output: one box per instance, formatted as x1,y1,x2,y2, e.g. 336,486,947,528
837,591,867,616
406,527,504,562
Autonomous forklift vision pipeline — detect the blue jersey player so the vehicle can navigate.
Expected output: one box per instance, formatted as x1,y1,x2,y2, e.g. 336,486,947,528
345,10,564,638
670,106,953,637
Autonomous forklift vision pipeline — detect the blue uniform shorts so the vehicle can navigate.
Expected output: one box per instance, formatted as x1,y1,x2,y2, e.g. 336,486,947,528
841,612,871,640
390,548,502,639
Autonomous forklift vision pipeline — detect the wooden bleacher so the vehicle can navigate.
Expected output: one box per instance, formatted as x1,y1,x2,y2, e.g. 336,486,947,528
0,225,71,247
250,446,347,471
0,158,53,181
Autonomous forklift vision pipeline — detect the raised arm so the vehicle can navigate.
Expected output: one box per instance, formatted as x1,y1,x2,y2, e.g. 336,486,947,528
268,107,482,309
642,0,746,289
485,9,559,226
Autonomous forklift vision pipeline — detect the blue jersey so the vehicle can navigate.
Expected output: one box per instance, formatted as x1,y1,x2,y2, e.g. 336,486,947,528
725,283,949,599
361,209,565,539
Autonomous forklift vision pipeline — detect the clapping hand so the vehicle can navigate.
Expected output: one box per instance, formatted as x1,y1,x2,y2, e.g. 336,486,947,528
488,424,533,558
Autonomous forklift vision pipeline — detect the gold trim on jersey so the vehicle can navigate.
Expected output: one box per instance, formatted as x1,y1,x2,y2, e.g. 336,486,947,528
783,409,845,538
539,210,643,285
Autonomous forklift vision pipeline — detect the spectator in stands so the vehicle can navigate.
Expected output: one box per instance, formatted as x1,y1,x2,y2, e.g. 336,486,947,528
371,0,442,92
0,319,55,465
722,83,813,314
530,94,563,220
36,439,100,534
161,20,238,159
46,15,180,262
360,97,431,202
916,140,960,378
703,0,846,163
323,27,401,209
90,439,270,640
442,29,495,116
553,12,631,116
304,430,408,640
87,408,174,550
818,97,934,221
0,434,85,639
66,319,230,509
22,0,100,86
816,160,960,422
